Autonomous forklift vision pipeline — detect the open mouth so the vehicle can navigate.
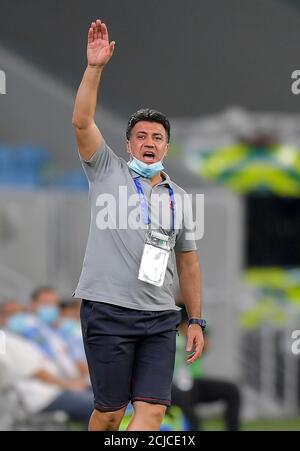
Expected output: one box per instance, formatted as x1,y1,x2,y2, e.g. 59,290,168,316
143,150,156,163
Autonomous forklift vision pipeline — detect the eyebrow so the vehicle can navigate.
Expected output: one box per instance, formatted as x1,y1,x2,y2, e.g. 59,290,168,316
136,131,164,136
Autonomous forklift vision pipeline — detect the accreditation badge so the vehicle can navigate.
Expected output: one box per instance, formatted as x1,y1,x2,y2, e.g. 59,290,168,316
138,230,174,287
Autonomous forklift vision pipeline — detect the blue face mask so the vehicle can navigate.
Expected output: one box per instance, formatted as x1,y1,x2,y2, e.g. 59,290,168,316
37,306,59,325
60,319,81,337
6,313,29,335
128,157,164,178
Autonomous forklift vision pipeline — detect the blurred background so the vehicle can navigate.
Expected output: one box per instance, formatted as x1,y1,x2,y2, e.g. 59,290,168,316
1,0,300,431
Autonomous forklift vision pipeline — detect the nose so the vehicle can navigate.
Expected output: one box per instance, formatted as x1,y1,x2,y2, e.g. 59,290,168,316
145,140,155,148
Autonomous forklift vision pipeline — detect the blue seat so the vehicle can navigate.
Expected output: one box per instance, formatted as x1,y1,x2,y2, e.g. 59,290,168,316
0,143,52,187
57,171,88,190
17,145,51,170
0,146,15,174
0,171,39,187
0,171,19,185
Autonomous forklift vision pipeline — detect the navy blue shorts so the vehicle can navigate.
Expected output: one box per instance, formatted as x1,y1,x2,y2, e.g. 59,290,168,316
80,300,181,412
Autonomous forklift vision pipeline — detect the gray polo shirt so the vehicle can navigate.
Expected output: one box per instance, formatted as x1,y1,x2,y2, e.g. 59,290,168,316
74,140,197,311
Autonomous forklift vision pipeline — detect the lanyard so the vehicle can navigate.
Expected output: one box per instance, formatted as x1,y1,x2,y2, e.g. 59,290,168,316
133,177,175,233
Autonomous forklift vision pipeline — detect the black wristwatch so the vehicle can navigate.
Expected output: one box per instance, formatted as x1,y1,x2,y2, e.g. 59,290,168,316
188,318,207,331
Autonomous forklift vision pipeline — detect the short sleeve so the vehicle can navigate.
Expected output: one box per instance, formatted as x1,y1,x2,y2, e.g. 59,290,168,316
174,193,197,252
79,140,121,182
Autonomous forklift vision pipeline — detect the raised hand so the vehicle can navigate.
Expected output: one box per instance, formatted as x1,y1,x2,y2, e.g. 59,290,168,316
87,19,115,68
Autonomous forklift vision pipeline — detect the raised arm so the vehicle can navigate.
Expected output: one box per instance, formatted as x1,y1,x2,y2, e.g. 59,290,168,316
72,19,115,160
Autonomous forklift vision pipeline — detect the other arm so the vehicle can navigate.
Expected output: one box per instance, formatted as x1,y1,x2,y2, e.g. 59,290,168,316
176,250,204,364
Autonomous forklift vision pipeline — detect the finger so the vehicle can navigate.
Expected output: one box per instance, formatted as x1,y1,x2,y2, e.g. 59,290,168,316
88,27,93,44
186,351,195,363
101,22,109,42
96,19,102,40
109,41,116,56
186,336,193,352
197,336,205,355
187,350,200,364
187,343,201,363
186,336,202,362
91,22,97,42
189,339,204,362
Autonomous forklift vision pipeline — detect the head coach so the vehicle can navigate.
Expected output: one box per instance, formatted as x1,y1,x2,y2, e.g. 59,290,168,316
72,19,205,431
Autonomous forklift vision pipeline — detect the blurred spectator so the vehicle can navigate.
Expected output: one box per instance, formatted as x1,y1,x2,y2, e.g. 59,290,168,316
59,298,81,321
30,286,60,327
2,296,88,383
172,305,241,431
29,287,89,377
58,298,89,377
31,289,89,376
0,309,93,426
0,295,92,428
0,299,23,326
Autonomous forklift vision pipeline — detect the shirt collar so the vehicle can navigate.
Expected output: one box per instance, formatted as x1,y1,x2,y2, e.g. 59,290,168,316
128,167,173,189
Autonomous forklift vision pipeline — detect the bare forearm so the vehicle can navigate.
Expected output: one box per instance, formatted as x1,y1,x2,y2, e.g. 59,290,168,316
34,369,67,388
178,260,202,319
72,65,104,129
34,369,88,391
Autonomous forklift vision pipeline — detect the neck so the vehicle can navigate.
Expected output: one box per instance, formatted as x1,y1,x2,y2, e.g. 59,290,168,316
150,172,163,187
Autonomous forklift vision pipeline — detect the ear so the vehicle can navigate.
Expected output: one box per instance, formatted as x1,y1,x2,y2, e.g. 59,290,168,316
126,140,131,155
164,143,169,157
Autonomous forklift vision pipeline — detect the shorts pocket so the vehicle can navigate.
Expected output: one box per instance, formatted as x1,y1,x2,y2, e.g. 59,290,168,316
80,299,96,339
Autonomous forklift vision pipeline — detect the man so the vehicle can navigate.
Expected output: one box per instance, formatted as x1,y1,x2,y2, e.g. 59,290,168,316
3,299,86,383
0,334,93,427
4,292,86,385
58,299,89,377
72,19,205,431
0,305,93,426
31,286,60,327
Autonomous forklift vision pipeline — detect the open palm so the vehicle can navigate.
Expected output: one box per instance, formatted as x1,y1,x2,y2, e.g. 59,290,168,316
87,19,115,67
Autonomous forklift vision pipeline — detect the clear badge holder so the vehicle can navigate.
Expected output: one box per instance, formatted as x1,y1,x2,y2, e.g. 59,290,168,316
138,230,174,287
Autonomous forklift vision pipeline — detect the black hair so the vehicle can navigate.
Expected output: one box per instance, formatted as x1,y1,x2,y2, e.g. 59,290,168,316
59,298,77,309
31,286,55,302
126,108,170,143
